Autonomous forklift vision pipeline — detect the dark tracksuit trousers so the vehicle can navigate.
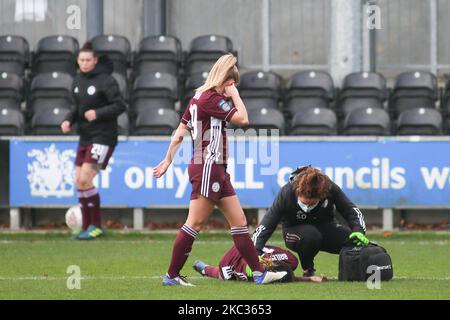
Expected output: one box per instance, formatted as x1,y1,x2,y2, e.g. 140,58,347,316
283,223,351,270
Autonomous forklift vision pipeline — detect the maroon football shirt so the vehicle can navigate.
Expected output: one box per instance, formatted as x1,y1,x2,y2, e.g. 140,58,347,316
181,89,237,165
218,245,299,281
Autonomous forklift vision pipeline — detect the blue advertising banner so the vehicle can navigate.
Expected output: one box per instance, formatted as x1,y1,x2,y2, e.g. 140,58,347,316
9,138,450,208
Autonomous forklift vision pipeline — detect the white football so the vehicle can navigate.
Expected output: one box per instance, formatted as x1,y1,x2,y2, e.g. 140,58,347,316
65,206,82,230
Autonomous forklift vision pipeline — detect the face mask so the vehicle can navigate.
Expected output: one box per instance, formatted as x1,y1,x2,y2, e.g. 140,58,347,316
298,199,318,213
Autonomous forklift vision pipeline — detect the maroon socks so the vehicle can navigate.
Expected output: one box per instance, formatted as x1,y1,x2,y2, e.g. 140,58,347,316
77,187,101,229
231,226,265,275
167,224,199,278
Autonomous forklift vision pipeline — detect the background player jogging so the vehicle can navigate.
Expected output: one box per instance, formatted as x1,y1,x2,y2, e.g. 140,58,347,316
154,53,287,286
61,42,125,240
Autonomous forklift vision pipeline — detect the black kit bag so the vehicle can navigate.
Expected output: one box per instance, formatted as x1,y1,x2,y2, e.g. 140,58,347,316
338,242,393,281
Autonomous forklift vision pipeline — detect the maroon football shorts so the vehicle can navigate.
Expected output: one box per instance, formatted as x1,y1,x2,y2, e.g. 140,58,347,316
188,162,236,203
75,144,114,170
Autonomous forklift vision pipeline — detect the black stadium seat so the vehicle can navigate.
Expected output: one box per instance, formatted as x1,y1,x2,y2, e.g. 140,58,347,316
0,35,29,76
186,35,234,75
28,72,73,116
133,108,179,135
131,98,174,116
117,112,129,136
112,72,128,101
0,107,24,135
440,74,450,118
28,98,73,117
338,72,386,118
242,97,278,112
390,71,438,117
290,107,337,136
29,72,73,101
285,70,335,118
396,108,442,135
32,35,78,76
239,71,281,112
130,72,178,116
0,72,23,110
182,71,208,108
134,35,182,76
91,35,131,76
30,107,72,135
245,108,285,135
132,72,178,101
239,71,281,100
342,107,390,136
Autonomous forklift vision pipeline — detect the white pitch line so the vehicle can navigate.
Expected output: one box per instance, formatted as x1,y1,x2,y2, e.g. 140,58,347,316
0,275,206,281
0,276,449,281
0,240,448,245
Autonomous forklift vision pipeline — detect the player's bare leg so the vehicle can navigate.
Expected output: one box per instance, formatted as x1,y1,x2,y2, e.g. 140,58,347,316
218,195,287,284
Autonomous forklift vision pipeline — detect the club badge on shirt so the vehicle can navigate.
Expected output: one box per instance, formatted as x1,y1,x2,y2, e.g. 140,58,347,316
218,99,231,112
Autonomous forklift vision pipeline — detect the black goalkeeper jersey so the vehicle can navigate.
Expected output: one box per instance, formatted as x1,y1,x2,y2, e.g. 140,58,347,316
253,168,367,253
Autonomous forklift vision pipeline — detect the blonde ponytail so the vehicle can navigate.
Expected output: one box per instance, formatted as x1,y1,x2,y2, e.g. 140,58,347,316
195,53,240,94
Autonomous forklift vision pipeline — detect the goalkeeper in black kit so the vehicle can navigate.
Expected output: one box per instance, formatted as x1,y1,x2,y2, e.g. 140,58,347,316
252,165,368,277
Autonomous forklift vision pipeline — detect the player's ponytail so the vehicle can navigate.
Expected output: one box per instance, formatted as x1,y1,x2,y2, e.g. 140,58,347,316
196,53,239,94
79,41,98,57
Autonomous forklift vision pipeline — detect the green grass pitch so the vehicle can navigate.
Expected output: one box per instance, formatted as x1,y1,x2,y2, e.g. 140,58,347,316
0,231,449,300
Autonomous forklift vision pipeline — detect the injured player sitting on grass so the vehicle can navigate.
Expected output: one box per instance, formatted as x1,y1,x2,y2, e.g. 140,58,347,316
193,244,327,283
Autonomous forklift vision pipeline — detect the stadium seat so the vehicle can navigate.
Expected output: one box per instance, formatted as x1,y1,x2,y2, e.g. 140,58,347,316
182,71,208,108
440,74,450,118
117,112,129,136
342,107,390,136
239,71,282,100
0,72,23,110
91,35,131,76
245,108,285,135
186,35,234,75
0,107,24,135
28,98,73,117
131,98,175,116
28,72,73,115
338,72,387,118
0,35,29,76
242,97,278,112
112,72,128,101
133,108,179,135
290,107,337,136
239,71,281,112
339,98,384,119
134,35,182,76
30,106,71,135
390,71,438,117
131,72,178,116
396,108,442,135
285,71,335,118
132,72,178,101
32,35,79,76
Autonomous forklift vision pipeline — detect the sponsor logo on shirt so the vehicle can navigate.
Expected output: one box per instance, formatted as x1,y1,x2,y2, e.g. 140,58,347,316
218,99,231,112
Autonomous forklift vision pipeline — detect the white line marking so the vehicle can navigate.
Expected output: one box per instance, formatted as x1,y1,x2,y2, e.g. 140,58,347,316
0,276,449,281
